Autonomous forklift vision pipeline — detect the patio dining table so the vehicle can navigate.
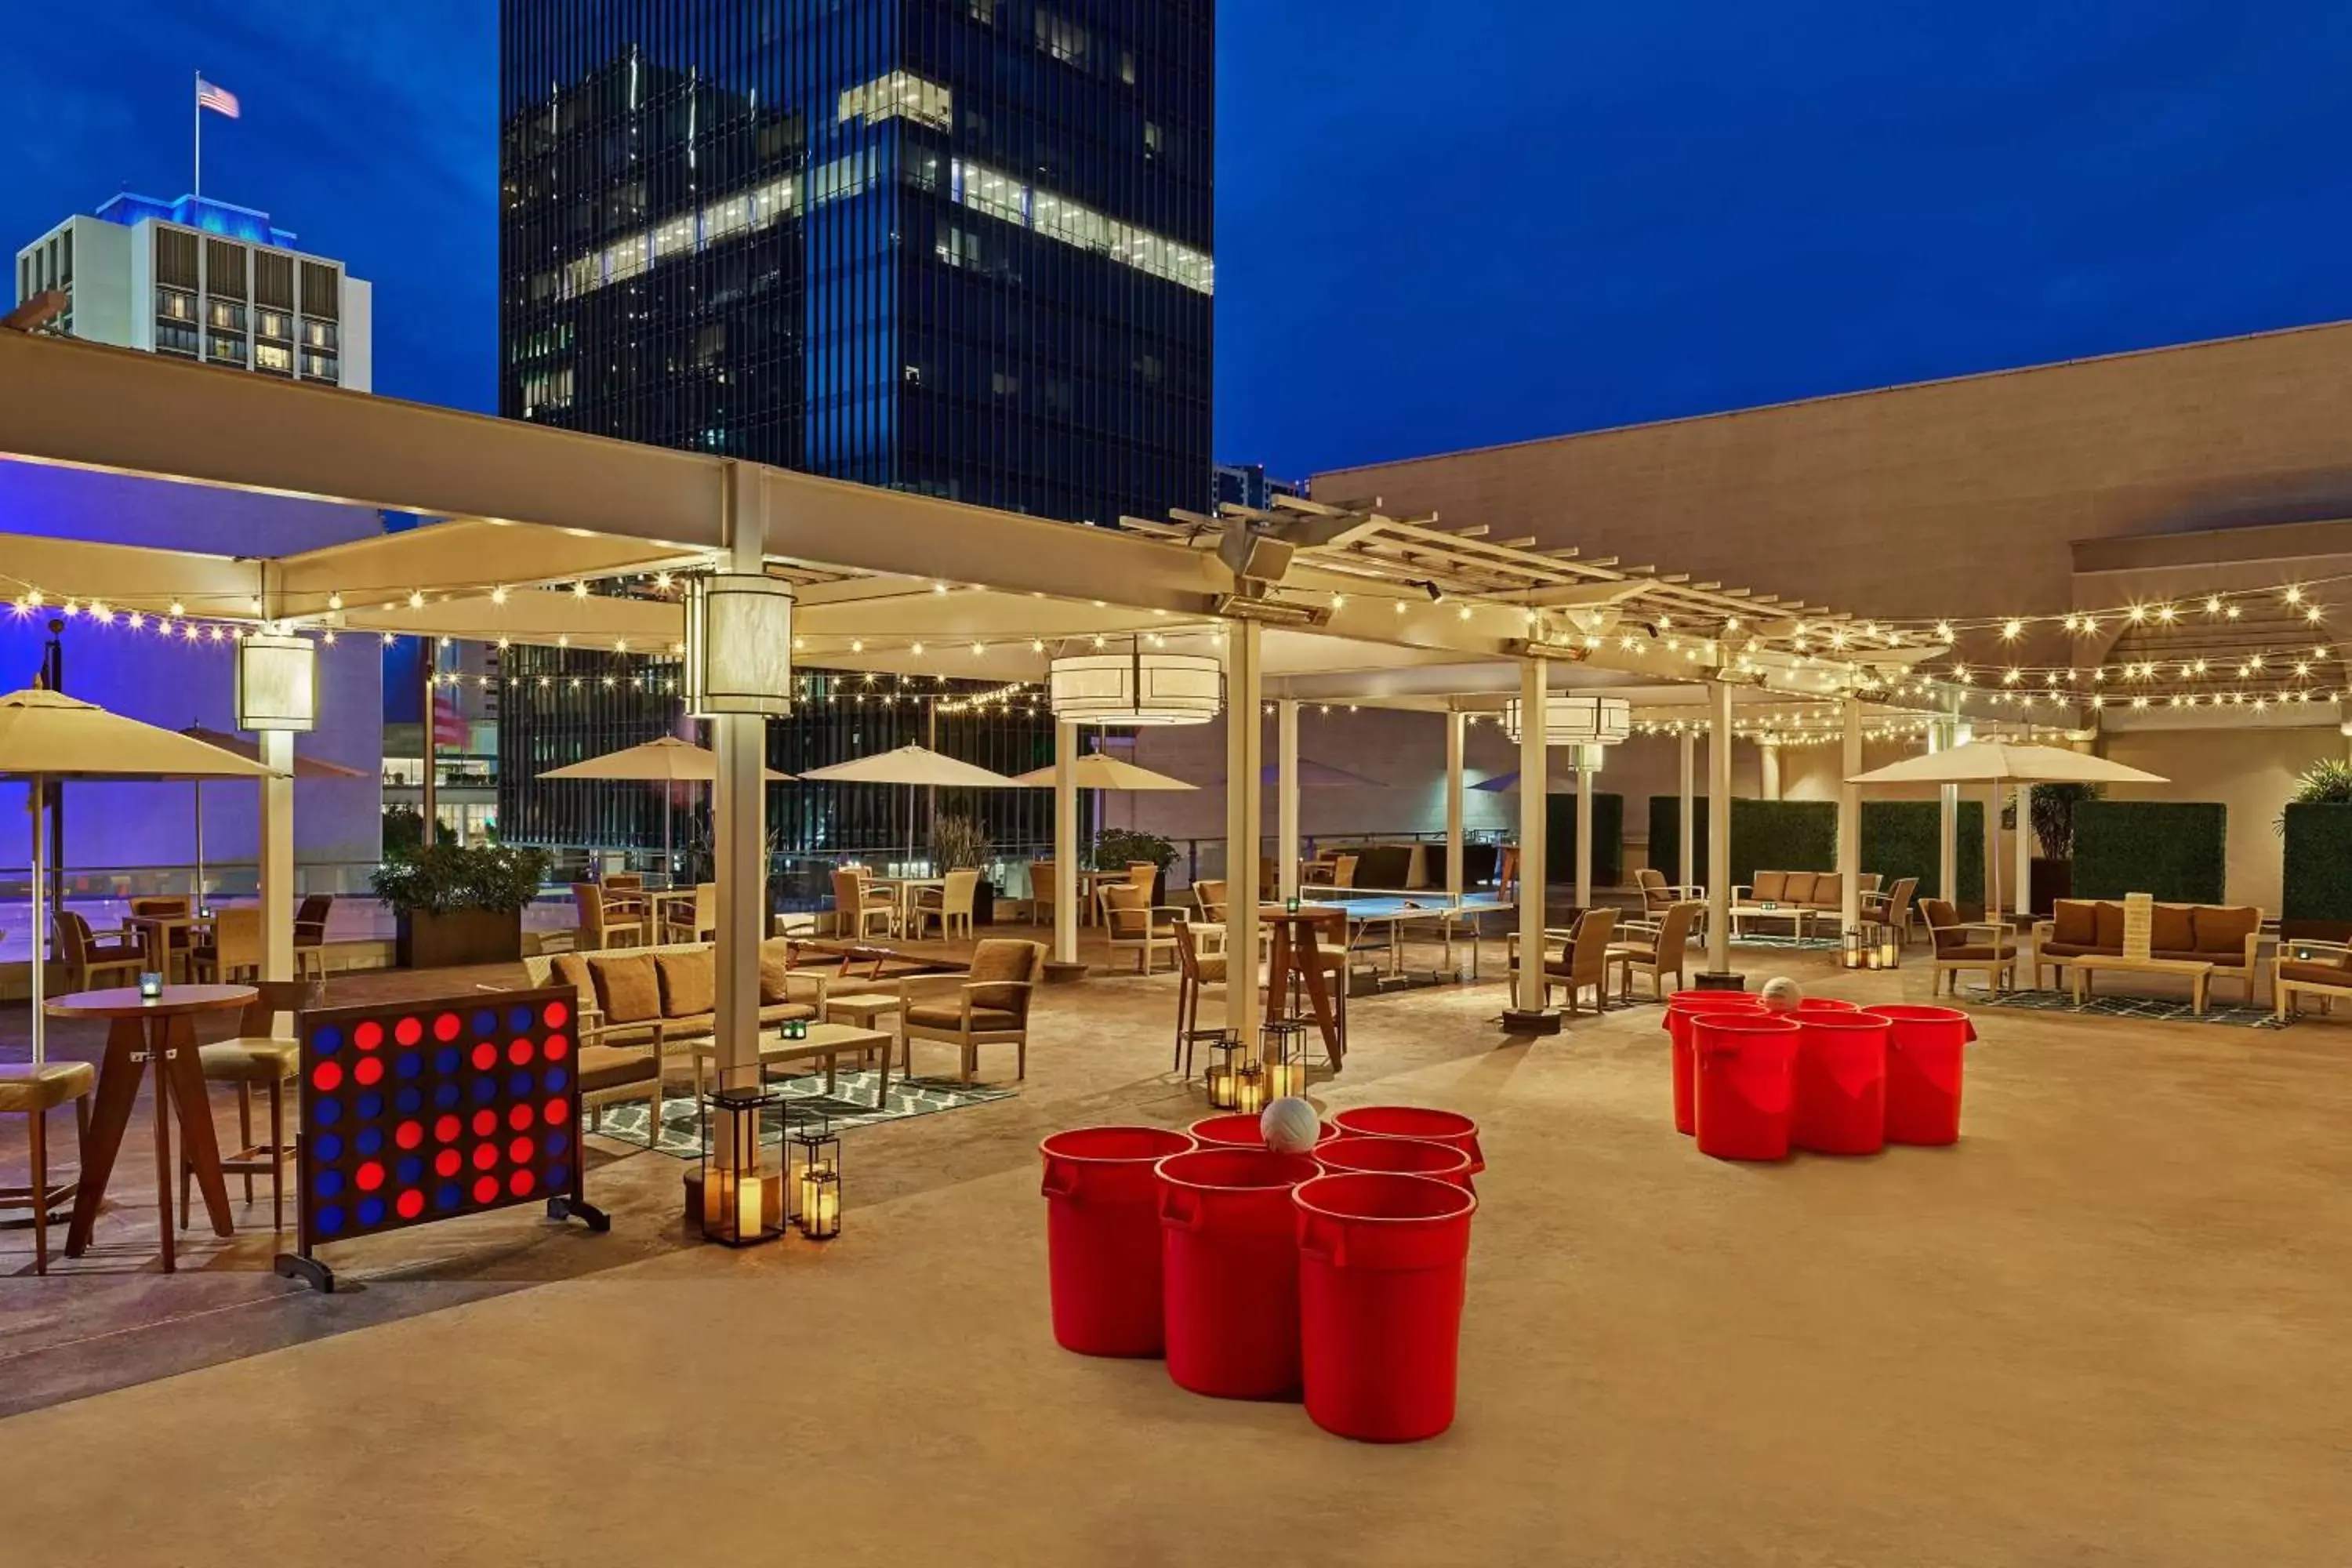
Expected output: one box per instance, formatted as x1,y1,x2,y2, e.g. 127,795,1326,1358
123,909,214,983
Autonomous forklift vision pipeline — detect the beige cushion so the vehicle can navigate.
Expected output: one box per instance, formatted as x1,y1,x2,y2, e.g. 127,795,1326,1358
2278,957,2352,986
2150,904,2196,954
552,953,597,1003
1944,941,2016,960
1195,955,1229,983
655,949,716,1018
1751,871,1787,902
593,954,662,1025
2052,901,2099,946
965,941,1039,1014
2094,902,2126,949
758,955,801,1005
198,1036,299,1083
0,1061,95,1113
577,1044,658,1093
906,1002,1022,1033
758,1001,818,1025
1807,874,1841,906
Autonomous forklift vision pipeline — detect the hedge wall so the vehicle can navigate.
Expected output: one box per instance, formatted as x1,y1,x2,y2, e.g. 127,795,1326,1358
2280,802,2352,935
1545,791,1623,887
1860,800,1985,903
1649,796,1985,901
2071,800,2227,904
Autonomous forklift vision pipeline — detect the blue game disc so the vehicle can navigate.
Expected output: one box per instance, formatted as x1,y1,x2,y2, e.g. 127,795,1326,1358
395,1087,423,1116
435,1182,462,1210
313,1098,342,1127
358,1196,386,1228
543,1066,569,1094
357,1091,385,1120
546,1163,569,1190
395,1156,423,1186
355,1127,383,1156
396,1052,423,1080
434,1047,460,1075
314,1133,343,1163
434,1083,460,1109
313,1025,343,1056
315,1204,345,1235
472,1076,497,1105
508,1069,534,1099
471,1008,497,1036
314,1169,344,1199
544,1129,571,1158
506,1005,533,1035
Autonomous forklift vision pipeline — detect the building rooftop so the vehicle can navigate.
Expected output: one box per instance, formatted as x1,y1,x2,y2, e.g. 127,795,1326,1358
91,192,299,250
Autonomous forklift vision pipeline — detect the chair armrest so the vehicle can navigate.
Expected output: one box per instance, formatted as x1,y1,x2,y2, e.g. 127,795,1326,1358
895,971,975,1003
1617,919,1662,938
786,971,829,1009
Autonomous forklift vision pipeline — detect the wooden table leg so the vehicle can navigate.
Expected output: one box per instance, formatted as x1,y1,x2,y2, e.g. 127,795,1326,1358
65,1018,147,1256
149,1018,177,1271
1298,931,1344,1069
162,1014,234,1239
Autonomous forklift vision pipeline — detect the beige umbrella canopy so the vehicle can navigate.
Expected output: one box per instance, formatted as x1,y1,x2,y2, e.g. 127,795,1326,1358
798,745,1019,789
540,736,793,879
1010,754,1197,791
1,690,281,1064
1846,740,2169,930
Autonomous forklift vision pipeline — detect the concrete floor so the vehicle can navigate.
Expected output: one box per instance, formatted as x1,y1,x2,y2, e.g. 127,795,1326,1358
2,935,2348,1566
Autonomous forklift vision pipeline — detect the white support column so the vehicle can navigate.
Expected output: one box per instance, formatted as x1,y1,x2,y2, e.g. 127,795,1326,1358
1053,718,1078,965
1573,751,1595,910
1706,681,1734,977
1678,728,1696,898
2014,782,2034,927
1935,718,1958,908
1512,657,1552,1019
712,463,768,1085
1759,739,1783,801
259,730,296,981
1276,698,1301,902
1223,622,1264,1038
1444,710,1465,898
1838,697,1863,935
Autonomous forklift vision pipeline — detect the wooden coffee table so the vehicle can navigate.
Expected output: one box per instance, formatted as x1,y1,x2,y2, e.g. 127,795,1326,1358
1731,903,1819,941
688,1021,897,1108
2070,954,2214,1014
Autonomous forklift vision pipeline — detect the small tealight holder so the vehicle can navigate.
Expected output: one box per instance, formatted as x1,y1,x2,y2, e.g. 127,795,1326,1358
1261,1018,1308,1098
138,971,164,1001
793,1119,843,1241
1232,1062,1268,1116
1200,1030,1246,1108
781,1016,810,1041
1285,896,1301,914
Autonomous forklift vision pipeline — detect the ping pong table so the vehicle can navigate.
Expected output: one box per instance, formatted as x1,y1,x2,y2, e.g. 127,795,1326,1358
1298,887,1516,985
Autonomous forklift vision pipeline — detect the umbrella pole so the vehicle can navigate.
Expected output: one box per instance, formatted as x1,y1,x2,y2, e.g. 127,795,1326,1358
192,780,205,908
30,774,45,1067
1988,779,2004,988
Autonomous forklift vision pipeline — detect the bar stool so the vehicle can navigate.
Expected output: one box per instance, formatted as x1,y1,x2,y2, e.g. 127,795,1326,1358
1,1062,95,1274
181,979,321,1236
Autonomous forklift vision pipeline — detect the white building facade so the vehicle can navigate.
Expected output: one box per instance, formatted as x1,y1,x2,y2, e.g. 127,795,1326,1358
14,193,371,390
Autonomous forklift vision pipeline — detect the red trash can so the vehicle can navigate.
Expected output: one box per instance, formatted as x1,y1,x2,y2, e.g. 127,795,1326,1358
1785,996,1860,1014
1156,1148,1322,1399
1315,1134,1477,1192
1294,1172,1479,1443
1040,1126,1196,1356
1330,1105,1485,1174
1663,992,1766,1134
1866,1004,1976,1145
1189,1112,1338,1149
1792,1011,1889,1156
1691,1014,1801,1161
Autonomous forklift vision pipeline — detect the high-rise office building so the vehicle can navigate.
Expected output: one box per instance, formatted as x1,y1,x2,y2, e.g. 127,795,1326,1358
13,193,371,390
495,1,1214,869
1213,462,1304,512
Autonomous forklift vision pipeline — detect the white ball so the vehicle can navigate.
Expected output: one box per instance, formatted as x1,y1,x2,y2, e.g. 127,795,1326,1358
1260,1097,1322,1154
1759,976,1804,1012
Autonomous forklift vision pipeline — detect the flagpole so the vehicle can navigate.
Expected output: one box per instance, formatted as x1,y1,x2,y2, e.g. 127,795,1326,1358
194,70,201,199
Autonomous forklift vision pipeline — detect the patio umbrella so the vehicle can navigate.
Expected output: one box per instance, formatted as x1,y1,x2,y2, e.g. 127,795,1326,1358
1008,754,1197,790
797,745,1022,865
1846,741,2168,931
1468,769,1585,793
179,724,365,908
539,736,793,881
0,690,278,1064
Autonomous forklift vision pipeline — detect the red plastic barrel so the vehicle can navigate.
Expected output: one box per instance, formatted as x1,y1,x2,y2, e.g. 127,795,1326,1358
1156,1148,1322,1399
1691,1014,1801,1161
1315,1134,1477,1192
1786,996,1860,1014
1294,1172,1479,1443
1330,1105,1486,1174
1189,1112,1338,1149
1663,992,1766,1134
1865,1004,1976,1145
1793,1011,1889,1156
1040,1126,1196,1356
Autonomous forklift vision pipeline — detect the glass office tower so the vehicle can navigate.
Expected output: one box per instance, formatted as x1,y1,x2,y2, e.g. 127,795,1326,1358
496,0,1213,869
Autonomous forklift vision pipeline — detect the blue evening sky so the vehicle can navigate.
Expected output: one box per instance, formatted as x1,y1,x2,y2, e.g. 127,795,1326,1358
5,2,2348,481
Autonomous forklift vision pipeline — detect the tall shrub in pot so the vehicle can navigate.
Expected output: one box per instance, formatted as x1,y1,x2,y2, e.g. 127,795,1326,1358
2279,761,2352,942
372,841,554,967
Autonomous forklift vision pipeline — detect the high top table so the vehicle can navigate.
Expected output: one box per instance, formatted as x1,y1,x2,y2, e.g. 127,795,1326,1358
1261,905,1348,1069
45,983,256,1272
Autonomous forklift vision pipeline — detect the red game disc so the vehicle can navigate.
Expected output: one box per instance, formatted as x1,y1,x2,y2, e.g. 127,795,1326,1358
435,1114,461,1143
508,1102,533,1131
354,1021,383,1051
355,1161,384,1192
311,1061,343,1092
509,1135,534,1165
543,1098,570,1126
507,1038,533,1066
432,1012,461,1042
508,1169,535,1198
543,1000,569,1029
470,1042,497,1072
354,1057,384,1087
395,1120,423,1150
396,1189,424,1219
472,1175,499,1203
542,1035,570,1062
471,1143,498,1171
471,1108,497,1137
434,1149,460,1178
394,1017,423,1047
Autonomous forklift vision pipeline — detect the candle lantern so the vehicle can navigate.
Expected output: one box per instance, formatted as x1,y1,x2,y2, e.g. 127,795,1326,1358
793,1119,843,1241
1261,1018,1308,1098
699,1085,786,1247
138,971,164,1000
1232,1062,1268,1116
780,1015,810,1042
1839,927,1869,971
1875,923,1903,971
1284,895,1301,914
1200,1030,1246,1108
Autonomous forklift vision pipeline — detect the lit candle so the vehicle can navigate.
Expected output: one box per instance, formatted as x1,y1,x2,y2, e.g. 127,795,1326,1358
1233,1065,1267,1116
735,1173,764,1240
800,1167,840,1240
139,971,164,1000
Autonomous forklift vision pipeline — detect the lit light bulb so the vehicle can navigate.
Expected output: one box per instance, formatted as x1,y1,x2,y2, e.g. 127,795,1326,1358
328,593,343,611
2001,619,2024,640
491,585,510,605
572,581,589,599
408,589,426,609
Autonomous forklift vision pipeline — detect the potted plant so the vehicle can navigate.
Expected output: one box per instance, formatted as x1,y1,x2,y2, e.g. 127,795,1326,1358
931,811,996,926
2016,782,2100,915
1091,828,1178,907
372,840,554,968
2278,760,2352,942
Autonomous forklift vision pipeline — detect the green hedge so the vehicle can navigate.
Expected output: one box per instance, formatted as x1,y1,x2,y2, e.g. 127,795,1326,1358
1861,800,1985,903
2281,802,2352,932
1545,790,1622,886
1649,796,1984,901
2071,800,2227,904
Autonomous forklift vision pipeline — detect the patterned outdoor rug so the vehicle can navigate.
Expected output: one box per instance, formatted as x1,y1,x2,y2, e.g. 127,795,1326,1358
1959,985,2288,1030
1733,934,1843,953
587,1069,1017,1158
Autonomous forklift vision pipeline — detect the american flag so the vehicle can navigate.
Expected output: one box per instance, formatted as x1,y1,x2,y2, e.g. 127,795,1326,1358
431,694,470,750
196,76,240,118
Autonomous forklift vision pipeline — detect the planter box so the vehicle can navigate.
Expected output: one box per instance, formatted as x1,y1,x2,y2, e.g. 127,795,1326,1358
395,908,524,970
2027,858,2071,916
974,877,998,926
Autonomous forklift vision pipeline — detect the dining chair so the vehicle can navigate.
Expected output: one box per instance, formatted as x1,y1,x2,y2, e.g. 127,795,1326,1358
1027,860,1055,926
1,1060,94,1273
128,895,196,981
911,869,981,941
1100,883,1181,975
574,883,646,951
292,892,335,978
183,978,323,1236
833,868,896,939
663,882,718,944
192,907,263,984
56,910,146,993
